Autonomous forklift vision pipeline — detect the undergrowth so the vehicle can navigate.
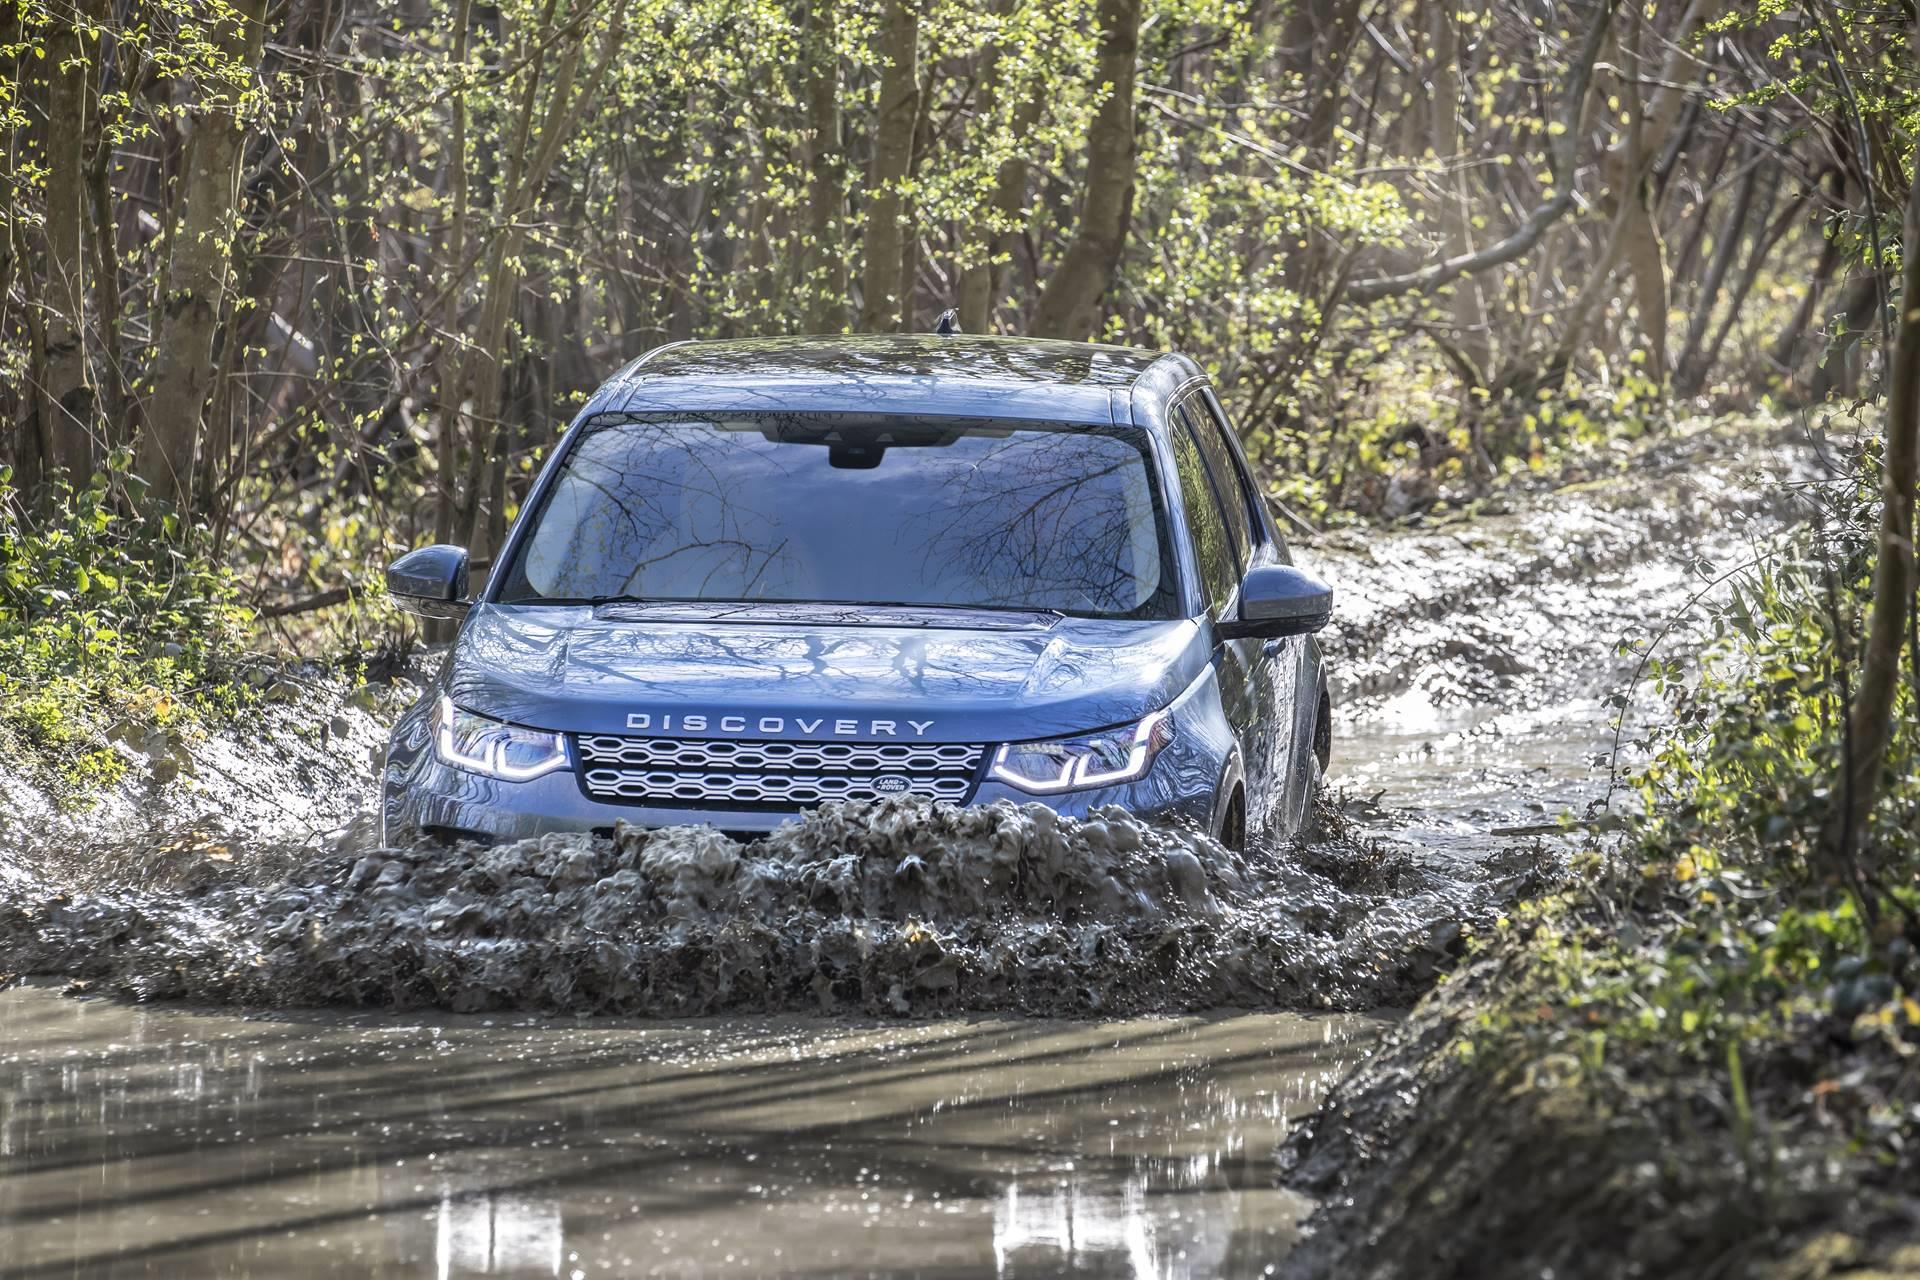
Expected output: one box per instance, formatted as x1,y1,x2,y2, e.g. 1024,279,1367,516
1438,432,1920,1266
0,461,256,800
1249,359,1670,525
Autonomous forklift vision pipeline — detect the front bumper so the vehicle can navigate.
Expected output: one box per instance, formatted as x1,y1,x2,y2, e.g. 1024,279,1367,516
381,667,1239,845
381,743,1220,845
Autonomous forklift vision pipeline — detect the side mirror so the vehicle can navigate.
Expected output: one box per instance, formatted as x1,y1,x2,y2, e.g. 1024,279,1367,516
1219,564,1332,640
386,544,471,620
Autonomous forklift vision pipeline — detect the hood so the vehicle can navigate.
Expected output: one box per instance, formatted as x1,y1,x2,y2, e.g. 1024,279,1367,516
444,602,1207,744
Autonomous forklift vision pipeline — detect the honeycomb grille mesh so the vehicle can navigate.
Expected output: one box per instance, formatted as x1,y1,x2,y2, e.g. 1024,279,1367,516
575,735,985,808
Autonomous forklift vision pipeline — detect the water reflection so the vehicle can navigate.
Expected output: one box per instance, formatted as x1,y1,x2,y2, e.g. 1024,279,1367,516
0,983,1381,1278
992,1173,1306,1280
436,1193,563,1279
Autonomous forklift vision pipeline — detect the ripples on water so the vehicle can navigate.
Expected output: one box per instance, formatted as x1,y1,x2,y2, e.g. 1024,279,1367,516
0,981,1383,1278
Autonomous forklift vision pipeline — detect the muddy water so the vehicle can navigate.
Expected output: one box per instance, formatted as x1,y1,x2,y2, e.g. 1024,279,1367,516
0,424,1819,1277
0,980,1379,1278
0,686,1591,1280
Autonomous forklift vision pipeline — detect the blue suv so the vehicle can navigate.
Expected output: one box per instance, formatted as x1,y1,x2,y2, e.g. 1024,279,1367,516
381,335,1332,850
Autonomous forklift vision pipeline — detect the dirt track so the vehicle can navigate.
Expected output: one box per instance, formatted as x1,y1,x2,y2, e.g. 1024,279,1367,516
0,417,1819,1277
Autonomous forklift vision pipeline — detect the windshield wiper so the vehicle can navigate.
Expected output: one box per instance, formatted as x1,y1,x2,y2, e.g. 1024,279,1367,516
805,599,1068,619
579,598,1075,629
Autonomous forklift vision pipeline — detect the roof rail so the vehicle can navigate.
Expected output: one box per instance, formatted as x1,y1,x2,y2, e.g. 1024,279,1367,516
933,309,961,337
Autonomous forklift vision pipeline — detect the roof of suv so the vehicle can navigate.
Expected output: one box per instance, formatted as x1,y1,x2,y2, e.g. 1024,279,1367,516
584,334,1191,424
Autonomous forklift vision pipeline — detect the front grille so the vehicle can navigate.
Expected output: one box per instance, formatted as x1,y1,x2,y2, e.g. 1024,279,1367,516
575,735,986,809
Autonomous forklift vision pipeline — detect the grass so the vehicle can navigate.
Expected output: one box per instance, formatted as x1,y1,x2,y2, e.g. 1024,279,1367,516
1360,430,1920,1271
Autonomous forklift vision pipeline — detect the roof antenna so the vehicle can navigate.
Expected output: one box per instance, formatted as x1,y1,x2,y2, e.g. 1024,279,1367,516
933,308,961,337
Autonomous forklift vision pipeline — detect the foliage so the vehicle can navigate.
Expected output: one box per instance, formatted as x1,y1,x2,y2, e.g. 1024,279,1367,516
0,0,1912,790
1439,437,1920,1230
4,0,1882,583
0,461,254,795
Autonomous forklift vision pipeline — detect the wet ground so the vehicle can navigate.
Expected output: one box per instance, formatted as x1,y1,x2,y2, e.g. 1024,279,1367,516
1,986,1382,1278
0,419,1821,1276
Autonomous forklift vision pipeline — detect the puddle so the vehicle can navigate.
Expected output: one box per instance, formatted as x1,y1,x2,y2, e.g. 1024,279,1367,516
0,980,1379,1278
0,424,1825,1276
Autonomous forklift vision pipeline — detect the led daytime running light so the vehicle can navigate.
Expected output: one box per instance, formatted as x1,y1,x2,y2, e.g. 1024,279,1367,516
988,708,1175,794
1079,709,1174,787
434,695,569,781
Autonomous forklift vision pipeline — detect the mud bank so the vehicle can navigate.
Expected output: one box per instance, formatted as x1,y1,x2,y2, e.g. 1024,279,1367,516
1266,423,1920,1280
1271,955,1708,1280
1274,943,1920,1280
1309,415,1821,715
0,796,1551,1015
0,663,407,889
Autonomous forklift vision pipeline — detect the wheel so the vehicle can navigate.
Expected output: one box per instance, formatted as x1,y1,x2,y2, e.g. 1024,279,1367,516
1313,688,1332,772
1216,785,1247,852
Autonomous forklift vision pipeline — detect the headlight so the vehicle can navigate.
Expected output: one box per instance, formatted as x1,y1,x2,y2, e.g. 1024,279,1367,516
433,695,569,781
988,709,1175,794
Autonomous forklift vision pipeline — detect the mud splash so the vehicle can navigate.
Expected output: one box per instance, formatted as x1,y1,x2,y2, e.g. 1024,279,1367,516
0,794,1548,1016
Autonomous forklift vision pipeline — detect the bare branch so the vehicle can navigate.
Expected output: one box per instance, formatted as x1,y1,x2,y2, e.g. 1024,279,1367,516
1344,0,1619,306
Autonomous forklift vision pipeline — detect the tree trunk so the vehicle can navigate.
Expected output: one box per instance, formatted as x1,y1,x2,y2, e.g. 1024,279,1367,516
1832,152,1920,855
36,0,103,491
139,0,268,509
1424,1,1489,381
1560,0,1711,383
802,0,850,333
896,68,933,330
1669,127,1737,285
1285,0,1366,164
1672,152,1762,392
1548,186,1635,377
433,0,475,546
858,0,921,333
456,1,620,558
957,18,1041,337
1811,273,1887,403
1769,230,1844,390
1680,174,1801,396
86,89,129,441
1274,0,1364,304
1620,190,1671,380
1030,0,1142,341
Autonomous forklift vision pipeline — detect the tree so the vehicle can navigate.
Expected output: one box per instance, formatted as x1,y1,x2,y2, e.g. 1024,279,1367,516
1554,0,1713,384
1344,0,1617,306
444,0,625,558
1835,142,1920,854
859,0,923,333
802,0,851,333
956,0,1041,336
0,0,1888,577
138,0,268,509
1030,0,1141,341
1422,2,1491,383
27,0,104,496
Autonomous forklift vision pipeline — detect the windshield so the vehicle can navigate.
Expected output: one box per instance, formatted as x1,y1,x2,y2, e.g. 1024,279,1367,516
496,413,1178,619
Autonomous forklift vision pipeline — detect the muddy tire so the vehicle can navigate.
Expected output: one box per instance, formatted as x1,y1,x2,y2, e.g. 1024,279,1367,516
1216,786,1247,852
1313,688,1332,772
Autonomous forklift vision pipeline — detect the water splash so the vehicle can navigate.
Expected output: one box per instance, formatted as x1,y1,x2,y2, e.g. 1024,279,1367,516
1,795,1549,1016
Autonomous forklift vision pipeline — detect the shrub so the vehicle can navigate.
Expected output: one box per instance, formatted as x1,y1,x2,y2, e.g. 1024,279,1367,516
0,459,255,795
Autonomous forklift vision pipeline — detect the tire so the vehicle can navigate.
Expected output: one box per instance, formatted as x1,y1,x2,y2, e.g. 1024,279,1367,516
1216,785,1247,852
1313,688,1332,772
